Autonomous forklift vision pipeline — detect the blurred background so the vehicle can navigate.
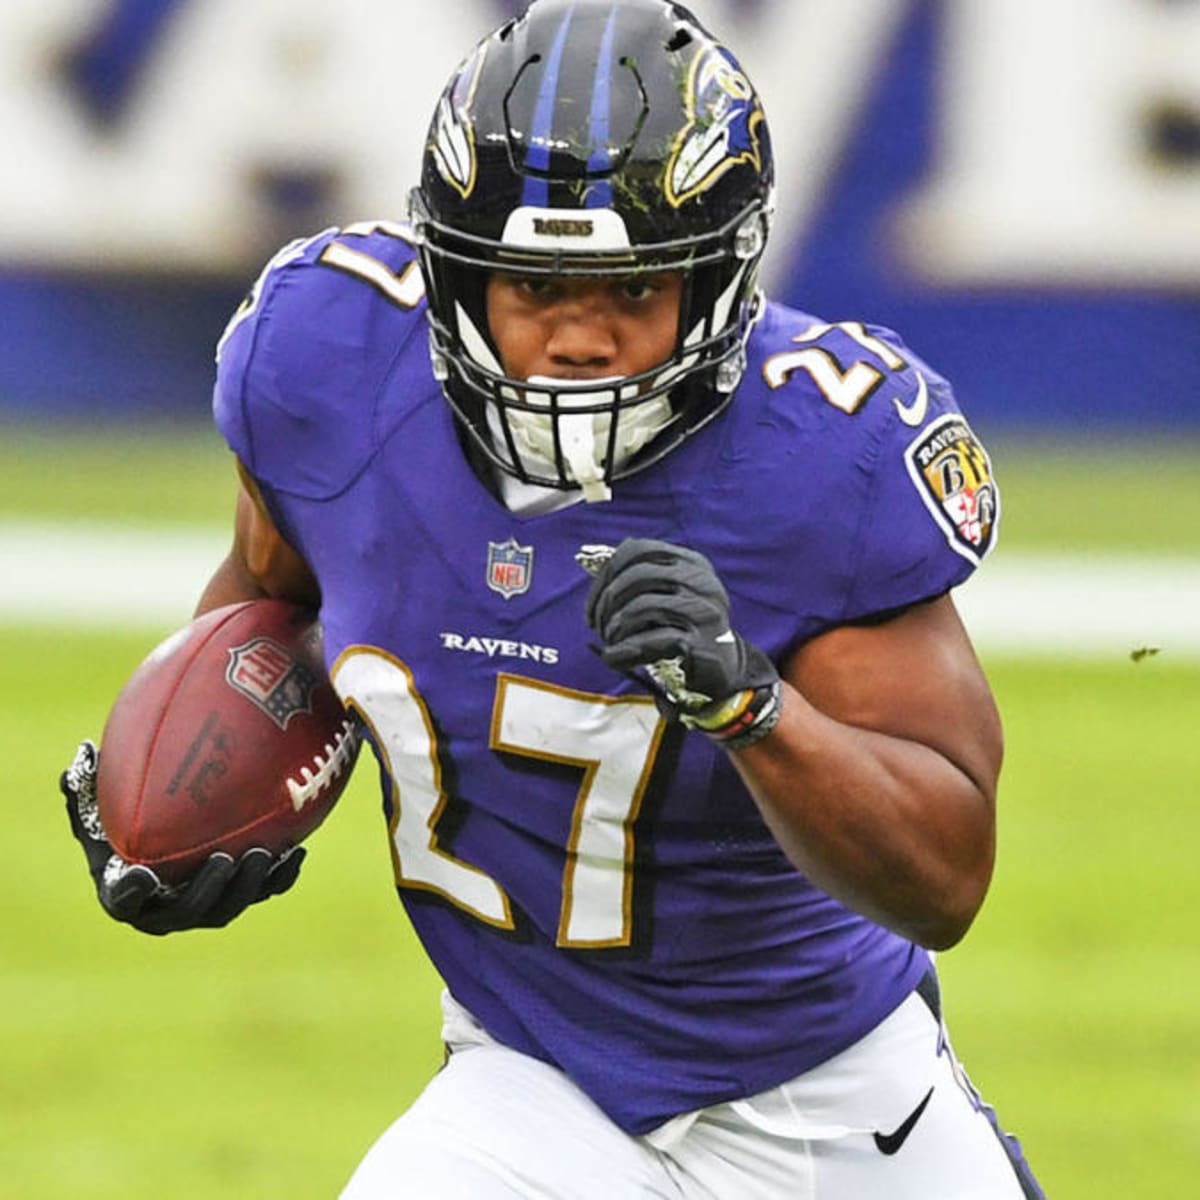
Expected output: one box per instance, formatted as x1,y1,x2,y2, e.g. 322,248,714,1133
1,1,1197,1197
3,0,1199,429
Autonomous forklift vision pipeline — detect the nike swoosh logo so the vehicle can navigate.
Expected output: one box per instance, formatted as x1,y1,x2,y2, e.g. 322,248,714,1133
715,630,737,644
893,371,929,427
873,1086,934,1155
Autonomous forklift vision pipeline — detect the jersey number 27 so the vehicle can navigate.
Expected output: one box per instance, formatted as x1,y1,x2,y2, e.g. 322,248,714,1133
333,647,665,950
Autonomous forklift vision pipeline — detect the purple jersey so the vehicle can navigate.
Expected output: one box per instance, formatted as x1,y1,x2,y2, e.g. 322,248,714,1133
213,224,998,1135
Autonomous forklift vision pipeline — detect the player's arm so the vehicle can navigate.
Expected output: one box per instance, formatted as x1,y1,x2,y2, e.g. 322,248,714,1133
586,539,999,951
195,463,320,615
731,596,1000,950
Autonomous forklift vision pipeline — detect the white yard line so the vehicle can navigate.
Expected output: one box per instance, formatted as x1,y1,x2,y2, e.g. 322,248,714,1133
954,555,1200,660
0,521,228,631
2,520,1199,659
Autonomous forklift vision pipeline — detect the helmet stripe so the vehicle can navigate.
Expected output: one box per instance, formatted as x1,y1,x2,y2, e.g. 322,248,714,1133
584,9,619,209
521,6,575,208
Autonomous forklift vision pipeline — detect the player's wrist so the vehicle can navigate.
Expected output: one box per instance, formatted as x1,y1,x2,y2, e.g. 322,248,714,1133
681,680,783,750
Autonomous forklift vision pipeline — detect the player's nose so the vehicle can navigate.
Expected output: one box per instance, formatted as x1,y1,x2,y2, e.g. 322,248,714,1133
544,295,619,369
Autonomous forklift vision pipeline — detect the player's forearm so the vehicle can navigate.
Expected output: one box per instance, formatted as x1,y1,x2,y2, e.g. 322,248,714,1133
730,686,996,950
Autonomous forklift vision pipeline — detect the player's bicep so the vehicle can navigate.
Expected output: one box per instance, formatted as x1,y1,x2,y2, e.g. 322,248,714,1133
784,594,1002,801
196,468,319,615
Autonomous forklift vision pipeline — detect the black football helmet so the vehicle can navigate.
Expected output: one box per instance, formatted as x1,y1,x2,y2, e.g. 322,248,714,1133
410,0,774,499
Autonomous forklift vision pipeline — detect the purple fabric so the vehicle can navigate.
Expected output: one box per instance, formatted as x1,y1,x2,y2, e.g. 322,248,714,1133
212,227,991,1134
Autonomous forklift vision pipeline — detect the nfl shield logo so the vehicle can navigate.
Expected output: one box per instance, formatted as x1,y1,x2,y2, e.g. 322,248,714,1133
225,638,317,729
487,537,534,599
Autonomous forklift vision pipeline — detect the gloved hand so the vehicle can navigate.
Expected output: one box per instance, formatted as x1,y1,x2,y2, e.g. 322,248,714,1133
60,740,305,936
582,538,783,749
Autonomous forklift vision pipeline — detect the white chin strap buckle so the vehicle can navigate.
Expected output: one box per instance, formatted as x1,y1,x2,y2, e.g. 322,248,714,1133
524,375,623,503
558,414,614,503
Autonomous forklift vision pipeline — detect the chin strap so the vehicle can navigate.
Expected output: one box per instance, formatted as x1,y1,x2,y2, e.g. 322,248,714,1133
557,408,614,502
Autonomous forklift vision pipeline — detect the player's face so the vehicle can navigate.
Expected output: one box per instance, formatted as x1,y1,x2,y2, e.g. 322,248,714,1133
486,272,683,381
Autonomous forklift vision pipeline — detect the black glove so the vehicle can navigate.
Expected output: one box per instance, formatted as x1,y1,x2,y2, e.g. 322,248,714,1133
60,740,305,936
582,538,783,749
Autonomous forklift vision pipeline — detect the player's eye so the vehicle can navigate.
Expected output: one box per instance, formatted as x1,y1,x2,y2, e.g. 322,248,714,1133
617,278,659,303
517,278,560,302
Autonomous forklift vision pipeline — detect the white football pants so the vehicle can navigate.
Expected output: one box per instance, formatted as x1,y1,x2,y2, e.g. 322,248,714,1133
340,985,1041,1199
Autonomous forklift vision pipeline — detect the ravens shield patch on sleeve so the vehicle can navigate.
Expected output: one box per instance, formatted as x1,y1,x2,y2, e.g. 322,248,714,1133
904,414,999,564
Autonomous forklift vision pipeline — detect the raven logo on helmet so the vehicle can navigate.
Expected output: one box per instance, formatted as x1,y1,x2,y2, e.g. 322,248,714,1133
666,46,765,208
431,44,486,199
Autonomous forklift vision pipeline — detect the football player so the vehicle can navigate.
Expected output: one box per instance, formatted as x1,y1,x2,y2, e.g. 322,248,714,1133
61,1,1043,1195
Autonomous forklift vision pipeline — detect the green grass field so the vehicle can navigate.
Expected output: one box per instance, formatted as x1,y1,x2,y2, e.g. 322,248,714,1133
3,425,1198,1197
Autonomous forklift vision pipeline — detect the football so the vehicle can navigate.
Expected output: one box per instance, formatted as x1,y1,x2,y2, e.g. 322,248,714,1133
96,599,359,883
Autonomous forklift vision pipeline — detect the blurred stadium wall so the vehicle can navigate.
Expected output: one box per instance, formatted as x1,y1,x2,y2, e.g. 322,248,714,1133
0,0,1197,430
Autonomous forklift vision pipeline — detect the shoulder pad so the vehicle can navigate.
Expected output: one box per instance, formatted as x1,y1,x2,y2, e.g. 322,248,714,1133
213,222,431,500
732,305,998,623
759,313,921,418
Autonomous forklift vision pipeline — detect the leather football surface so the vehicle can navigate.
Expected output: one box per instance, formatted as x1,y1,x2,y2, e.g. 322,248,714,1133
97,599,359,883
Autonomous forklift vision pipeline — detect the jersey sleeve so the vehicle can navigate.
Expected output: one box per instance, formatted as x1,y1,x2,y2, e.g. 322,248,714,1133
668,309,999,659
838,327,1000,622
213,230,333,482
212,223,430,507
